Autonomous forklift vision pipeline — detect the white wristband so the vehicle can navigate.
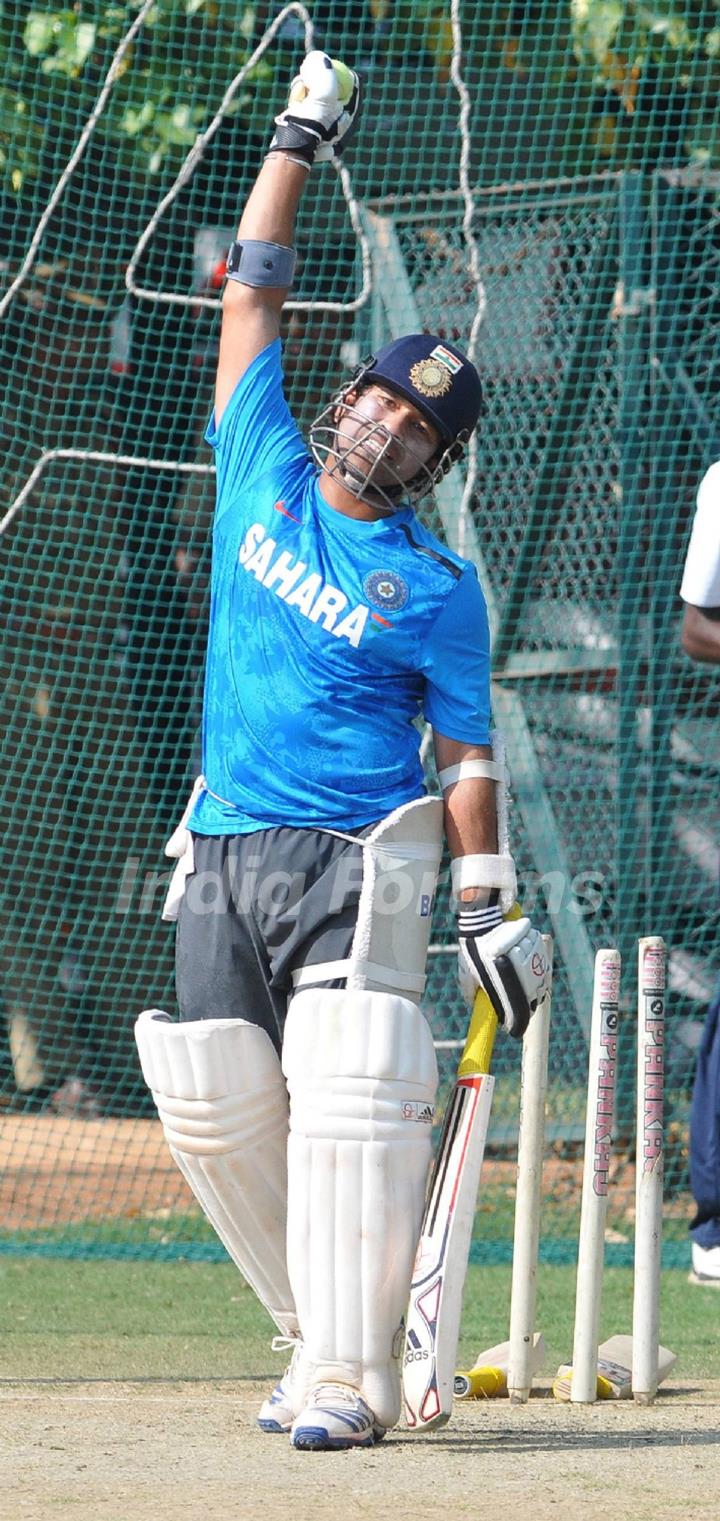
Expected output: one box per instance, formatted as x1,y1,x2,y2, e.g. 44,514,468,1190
451,853,517,897
437,760,504,790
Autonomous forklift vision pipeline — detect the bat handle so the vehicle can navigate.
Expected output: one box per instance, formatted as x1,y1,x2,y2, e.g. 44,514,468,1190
456,899,523,1078
457,990,498,1078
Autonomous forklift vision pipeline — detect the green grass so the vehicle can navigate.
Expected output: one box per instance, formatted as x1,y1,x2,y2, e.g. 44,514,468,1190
0,1213,223,1259
459,1264,720,1381
0,1258,717,1385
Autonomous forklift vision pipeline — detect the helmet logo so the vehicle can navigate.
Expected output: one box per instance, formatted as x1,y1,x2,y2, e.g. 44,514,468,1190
430,342,464,375
363,569,409,612
409,358,453,398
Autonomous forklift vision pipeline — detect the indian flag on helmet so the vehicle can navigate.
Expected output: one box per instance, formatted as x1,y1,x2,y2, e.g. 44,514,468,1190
430,344,464,376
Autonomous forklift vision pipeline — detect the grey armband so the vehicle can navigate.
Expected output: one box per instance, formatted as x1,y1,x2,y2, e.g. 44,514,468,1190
225,239,297,290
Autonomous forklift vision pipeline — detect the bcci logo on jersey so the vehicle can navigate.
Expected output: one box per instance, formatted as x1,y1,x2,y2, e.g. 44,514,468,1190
363,569,409,612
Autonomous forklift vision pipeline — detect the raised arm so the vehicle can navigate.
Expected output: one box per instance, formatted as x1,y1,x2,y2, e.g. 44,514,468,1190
214,52,360,426
215,157,307,426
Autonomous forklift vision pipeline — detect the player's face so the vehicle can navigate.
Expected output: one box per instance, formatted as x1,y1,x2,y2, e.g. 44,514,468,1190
335,383,442,489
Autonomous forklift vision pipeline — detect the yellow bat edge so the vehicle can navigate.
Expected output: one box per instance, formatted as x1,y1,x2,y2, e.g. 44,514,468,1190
456,901,523,1078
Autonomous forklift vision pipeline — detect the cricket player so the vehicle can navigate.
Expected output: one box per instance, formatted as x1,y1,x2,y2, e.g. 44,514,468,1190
680,460,720,1287
135,52,549,1448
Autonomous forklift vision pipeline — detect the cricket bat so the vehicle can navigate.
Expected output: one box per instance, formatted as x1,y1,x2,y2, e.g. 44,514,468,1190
402,986,499,1430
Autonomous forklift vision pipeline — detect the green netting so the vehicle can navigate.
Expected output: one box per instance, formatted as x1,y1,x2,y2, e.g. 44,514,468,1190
1,2,719,1264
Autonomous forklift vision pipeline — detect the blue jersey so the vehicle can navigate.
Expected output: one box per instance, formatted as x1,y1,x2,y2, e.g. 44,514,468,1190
190,339,491,835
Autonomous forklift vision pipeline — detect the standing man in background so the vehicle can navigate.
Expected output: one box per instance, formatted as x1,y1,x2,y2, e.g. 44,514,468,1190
680,460,720,1286
135,51,549,1449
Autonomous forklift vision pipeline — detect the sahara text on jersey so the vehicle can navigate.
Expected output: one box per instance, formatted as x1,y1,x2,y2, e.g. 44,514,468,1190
238,521,370,648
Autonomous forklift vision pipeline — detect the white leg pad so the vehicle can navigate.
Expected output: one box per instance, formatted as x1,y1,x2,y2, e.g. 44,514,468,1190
282,989,438,1430
135,1010,298,1338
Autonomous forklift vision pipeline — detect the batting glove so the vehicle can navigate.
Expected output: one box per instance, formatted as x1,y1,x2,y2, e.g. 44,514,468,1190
457,904,550,1039
268,51,361,167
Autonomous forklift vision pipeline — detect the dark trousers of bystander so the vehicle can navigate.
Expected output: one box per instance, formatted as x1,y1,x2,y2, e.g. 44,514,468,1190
689,984,720,1249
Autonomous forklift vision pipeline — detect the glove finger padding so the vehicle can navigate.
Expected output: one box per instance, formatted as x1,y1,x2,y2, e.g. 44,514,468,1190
458,917,550,1040
270,51,361,166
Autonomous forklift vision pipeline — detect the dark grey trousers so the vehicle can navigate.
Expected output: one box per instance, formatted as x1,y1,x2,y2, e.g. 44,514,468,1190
175,825,375,1052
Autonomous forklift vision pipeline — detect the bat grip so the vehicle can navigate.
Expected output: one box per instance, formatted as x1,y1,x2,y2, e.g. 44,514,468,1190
456,899,523,1077
457,990,498,1078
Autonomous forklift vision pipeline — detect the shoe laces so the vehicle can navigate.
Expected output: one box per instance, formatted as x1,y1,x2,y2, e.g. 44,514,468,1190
270,1336,297,1354
310,1382,365,1411
270,1334,304,1381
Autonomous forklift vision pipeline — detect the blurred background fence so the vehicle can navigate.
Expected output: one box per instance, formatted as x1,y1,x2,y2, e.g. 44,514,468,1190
1,0,718,1265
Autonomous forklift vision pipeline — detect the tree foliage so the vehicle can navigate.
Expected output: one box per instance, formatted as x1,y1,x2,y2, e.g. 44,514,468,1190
570,0,720,162
0,0,272,192
1,0,720,201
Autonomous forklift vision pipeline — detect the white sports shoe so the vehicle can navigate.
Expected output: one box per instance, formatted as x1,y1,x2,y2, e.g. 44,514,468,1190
689,1241,720,1285
290,1382,385,1451
257,1339,307,1433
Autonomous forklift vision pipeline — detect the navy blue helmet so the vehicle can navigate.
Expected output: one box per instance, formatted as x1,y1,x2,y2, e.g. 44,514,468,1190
359,334,483,446
308,331,483,512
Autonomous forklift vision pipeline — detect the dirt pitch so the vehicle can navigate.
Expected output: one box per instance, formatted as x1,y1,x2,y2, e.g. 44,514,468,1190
2,1377,720,1521
0,1111,656,1233
2,1116,714,1518
0,1114,191,1231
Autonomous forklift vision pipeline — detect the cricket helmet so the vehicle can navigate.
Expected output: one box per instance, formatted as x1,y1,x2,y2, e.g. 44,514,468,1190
359,334,483,446
308,332,483,511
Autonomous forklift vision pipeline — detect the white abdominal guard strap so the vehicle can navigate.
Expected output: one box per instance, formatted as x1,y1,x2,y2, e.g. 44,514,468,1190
438,734,517,912
291,794,444,1002
283,987,438,1430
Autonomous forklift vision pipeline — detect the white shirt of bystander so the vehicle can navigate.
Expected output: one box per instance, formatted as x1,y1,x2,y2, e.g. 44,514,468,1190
680,460,720,607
